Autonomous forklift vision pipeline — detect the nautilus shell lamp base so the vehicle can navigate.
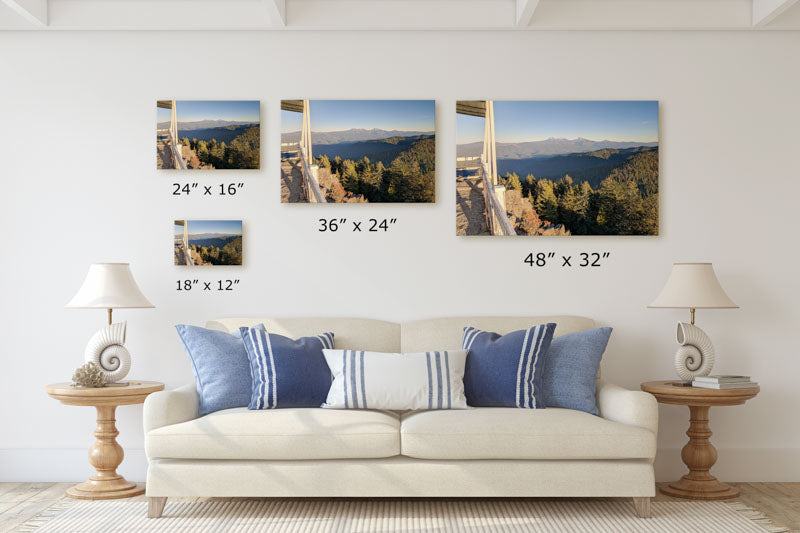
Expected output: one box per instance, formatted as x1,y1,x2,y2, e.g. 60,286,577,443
84,320,132,383
674,320,715,382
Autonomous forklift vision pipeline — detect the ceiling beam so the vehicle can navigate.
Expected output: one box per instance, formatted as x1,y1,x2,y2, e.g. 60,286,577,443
1,0,46,26
752,0,800,26
265,0,286,26
44,0,274,30
530,0,751,30
2,0,797,31
285,0,512,29
516,0,540,26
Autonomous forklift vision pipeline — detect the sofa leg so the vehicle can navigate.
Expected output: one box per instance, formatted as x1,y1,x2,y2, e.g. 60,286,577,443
632,497,651,518
148,497,167,518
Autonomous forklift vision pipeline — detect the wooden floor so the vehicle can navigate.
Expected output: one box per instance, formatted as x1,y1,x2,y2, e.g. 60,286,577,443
1,482,798,532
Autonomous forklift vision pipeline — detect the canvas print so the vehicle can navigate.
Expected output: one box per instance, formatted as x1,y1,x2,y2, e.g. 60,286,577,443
157,100,260,170
174,220,243,266
456,100,659,236
280,100,435,203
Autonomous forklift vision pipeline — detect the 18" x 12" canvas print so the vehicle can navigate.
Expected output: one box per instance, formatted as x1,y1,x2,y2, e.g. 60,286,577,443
174,220,243,266
281,100,435,203
456,100,658,236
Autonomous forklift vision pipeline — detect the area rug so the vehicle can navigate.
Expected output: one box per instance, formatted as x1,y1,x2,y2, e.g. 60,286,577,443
15,499,788,533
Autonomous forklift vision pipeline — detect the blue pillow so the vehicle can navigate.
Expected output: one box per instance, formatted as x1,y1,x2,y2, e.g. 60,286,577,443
462,323,556,408
542,327,613,415
175,324,264,417
240,327,334,409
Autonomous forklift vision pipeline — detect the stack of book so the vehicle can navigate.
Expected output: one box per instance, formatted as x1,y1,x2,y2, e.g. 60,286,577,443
692,375,758,389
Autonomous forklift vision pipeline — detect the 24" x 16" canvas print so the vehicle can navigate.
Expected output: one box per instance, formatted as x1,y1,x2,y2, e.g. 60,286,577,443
281,100,435,203
157,100,260,170
174,220,243,266
456,100,658,236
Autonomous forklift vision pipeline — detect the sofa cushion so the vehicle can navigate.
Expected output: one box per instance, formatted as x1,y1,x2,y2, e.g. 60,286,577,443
146,408,400,460
400,316,595,353
400,408,655,460
208,317,401,352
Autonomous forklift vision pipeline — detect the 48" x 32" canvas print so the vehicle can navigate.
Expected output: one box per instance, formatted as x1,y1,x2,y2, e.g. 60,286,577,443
456,100,658,236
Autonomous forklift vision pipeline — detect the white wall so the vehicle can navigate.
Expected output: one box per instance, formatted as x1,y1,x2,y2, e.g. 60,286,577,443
0,30,798,483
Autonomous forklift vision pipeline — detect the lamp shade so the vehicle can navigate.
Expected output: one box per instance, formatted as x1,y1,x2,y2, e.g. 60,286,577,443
648,262,738,309
66,263,154,309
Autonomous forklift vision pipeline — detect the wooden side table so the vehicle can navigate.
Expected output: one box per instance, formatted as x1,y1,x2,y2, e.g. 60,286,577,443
641,380,759,500
46,381,165,500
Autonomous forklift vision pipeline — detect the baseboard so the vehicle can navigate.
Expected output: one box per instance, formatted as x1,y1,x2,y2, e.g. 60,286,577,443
2,448,799,483
0,448,148,482
654,448,800,482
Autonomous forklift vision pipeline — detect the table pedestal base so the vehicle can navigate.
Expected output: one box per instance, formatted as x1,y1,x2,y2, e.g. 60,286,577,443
659,404,739,500
67,480,145,500
661,477,739,500
66,404,145,500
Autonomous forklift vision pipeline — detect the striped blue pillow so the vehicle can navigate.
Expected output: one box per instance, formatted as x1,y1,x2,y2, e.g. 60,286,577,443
240,327,334,409
462,323,556,408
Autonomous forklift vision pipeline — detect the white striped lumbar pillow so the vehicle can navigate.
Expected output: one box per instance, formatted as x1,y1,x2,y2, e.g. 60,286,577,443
321,349,469,410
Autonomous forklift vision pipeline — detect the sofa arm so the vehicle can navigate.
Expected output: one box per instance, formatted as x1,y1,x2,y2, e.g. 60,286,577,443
143,383,199,433
596,380,658,435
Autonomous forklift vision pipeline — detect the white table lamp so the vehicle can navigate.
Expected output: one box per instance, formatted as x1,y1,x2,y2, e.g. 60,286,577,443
66,263,154,383
648,263,738,381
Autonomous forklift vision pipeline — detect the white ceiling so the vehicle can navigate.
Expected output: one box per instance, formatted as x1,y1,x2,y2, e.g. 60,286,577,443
1,0,799,30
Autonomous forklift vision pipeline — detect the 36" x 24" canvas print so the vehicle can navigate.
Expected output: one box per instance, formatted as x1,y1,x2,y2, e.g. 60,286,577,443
456,100,658,236
281,100,435,203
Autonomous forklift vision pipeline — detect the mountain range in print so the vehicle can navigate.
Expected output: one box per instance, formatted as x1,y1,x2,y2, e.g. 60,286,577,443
157,100,260,170
281,100,435,203
456,100,659,237
174,220,243,266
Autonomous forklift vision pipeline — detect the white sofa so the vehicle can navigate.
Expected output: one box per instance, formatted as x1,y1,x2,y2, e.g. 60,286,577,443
144,316,658,518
